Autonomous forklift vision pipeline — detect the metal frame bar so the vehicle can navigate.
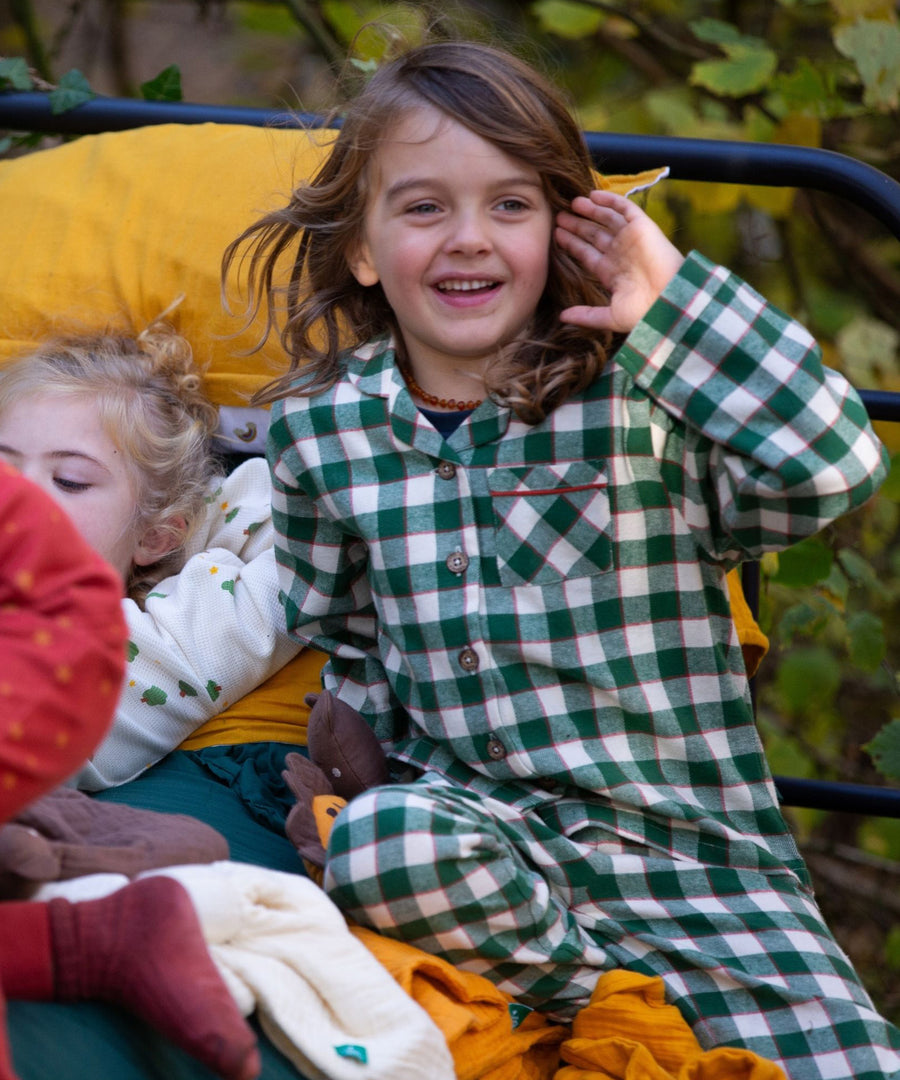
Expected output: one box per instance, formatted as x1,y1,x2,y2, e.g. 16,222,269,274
4,92,900,237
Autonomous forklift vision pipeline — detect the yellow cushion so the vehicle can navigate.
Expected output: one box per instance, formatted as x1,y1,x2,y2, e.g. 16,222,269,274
0,122,336,407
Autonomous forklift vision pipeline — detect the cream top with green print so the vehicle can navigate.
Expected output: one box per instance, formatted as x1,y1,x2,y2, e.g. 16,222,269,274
72,457,301,790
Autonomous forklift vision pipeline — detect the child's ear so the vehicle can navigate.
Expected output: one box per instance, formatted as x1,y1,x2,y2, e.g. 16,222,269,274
132,516,187,567
347,238,379,287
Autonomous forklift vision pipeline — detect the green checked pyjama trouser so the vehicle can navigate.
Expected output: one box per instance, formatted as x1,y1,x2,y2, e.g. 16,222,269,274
323,774,900,1080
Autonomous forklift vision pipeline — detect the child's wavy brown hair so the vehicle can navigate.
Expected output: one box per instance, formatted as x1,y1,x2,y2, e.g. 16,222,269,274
225,39,613,423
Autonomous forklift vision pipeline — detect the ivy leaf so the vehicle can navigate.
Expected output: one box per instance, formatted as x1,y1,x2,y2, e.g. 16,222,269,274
835,313,899,387
833,18,900,110
779,601,825,643
141,64,182,102
690,17,751,46
778,594,840,642
0,57,34,91
532,0,604,39
775,646,841,717
690,46,778,97
689,18,777,97
48,69,95,115
863,718,900,781
821,562,849,607
846,611,886,671
769,59,836,116
836,547,878,589
772,537,833,586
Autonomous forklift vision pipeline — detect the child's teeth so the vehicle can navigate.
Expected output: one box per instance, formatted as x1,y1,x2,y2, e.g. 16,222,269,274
440,280,494,291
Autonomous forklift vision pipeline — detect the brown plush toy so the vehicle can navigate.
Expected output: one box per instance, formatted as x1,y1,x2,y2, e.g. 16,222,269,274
0,788,230,900
282,690,390,880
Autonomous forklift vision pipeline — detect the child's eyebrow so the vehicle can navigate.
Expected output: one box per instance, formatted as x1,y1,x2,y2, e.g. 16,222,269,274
384,174,544,202
49,449,113,473
0,443,112,473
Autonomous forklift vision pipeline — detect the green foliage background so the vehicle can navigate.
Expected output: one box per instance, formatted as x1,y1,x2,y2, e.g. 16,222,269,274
3,0,900,1022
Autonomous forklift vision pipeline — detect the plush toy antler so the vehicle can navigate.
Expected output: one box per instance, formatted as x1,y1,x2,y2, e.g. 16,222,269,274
282,691,389,880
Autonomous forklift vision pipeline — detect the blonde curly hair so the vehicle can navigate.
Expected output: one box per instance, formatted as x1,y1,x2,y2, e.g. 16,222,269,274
0,323,220,603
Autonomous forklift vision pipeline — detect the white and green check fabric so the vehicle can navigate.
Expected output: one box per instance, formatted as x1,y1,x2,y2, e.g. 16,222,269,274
269,252,899,1079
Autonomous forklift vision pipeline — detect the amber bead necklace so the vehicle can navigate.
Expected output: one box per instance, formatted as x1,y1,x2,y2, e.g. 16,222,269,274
400,366,483,412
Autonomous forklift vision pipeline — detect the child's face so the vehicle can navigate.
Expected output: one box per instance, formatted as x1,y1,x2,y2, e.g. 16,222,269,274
349,105,553,381
0,392,151,586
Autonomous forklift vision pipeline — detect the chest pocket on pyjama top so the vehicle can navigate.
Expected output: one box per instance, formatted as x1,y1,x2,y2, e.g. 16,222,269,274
489,460,612,587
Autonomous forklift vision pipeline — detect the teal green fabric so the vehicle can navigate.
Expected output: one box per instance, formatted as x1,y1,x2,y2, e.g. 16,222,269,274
95,745,305,873
8,1003,305,1080
183,742,301,837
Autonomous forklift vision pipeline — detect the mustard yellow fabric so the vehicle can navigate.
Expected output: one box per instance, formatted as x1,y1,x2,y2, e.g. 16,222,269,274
348,934,787,1080
351,926,567,1080
726,568,769,678
556,969,787,1080
0,122,338,405
179,646,325,750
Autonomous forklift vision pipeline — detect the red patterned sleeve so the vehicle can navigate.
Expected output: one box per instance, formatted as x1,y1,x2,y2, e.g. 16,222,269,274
0,464,127,821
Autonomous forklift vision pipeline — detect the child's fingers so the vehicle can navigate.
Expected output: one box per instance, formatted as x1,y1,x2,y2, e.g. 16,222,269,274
555,225,603,273
559,304,615,332
555,211,615,251
569,190,635,228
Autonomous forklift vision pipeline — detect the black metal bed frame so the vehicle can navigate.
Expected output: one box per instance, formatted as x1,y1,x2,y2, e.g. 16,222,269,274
3,90,899,818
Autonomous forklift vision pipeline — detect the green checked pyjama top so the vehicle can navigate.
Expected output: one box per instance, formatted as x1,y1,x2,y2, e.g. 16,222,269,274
268,251,900,1080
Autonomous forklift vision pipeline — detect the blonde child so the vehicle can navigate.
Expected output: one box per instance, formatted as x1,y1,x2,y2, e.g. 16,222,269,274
0,329,305,791
227,39,899,1080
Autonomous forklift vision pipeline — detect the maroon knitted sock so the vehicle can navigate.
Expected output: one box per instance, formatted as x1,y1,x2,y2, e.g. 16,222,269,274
0,900,54,1000
48,876,260,1080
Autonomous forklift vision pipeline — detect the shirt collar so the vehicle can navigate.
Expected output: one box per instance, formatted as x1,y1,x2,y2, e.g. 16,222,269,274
346,336,511,450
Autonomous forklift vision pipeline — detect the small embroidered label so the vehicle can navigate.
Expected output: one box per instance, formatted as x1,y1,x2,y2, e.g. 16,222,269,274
508,1002,534,1029
334,1044,368,1064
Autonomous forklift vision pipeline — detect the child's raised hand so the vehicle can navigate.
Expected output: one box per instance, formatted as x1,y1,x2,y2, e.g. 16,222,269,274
555,189,685,334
